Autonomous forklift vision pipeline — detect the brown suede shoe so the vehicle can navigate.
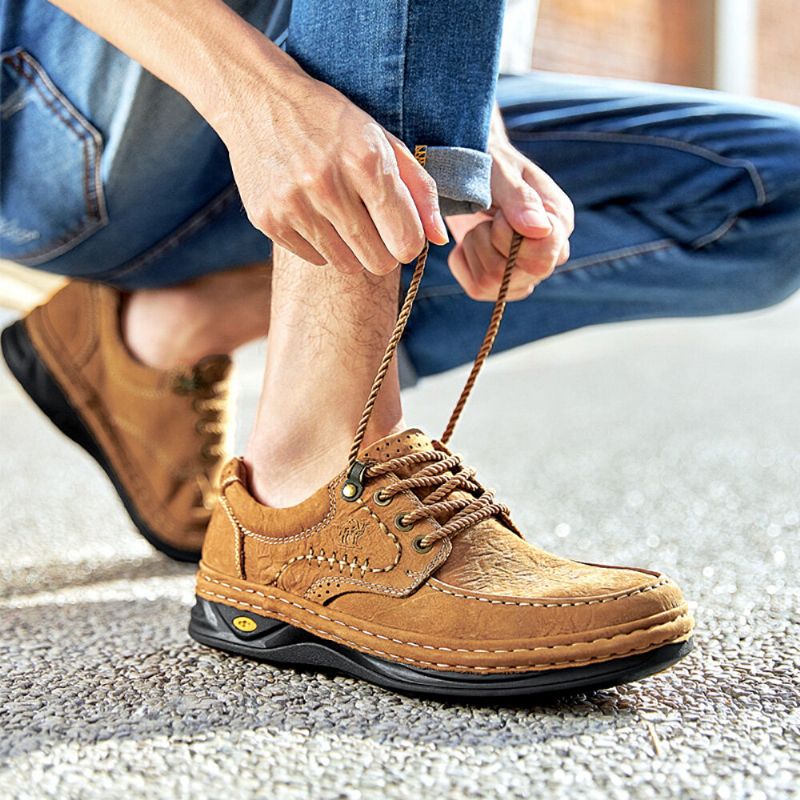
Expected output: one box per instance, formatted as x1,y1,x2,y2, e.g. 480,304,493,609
2,281,231,561
190,186,694,697
190,429,693,697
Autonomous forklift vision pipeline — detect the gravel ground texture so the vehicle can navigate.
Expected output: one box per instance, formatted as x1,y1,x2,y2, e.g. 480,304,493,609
1,295,799,800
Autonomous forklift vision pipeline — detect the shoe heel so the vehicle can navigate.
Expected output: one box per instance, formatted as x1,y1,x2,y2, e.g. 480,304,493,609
2,319,202,563
189,597,298,654
1,319,97,453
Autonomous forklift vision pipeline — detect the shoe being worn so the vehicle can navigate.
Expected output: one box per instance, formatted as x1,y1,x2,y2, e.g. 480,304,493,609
189,159,694,698
2,280,232,561
192,431,693,698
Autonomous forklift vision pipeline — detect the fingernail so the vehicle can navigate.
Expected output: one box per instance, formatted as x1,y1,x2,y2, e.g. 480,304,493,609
433,214,450,245
520,208,551,231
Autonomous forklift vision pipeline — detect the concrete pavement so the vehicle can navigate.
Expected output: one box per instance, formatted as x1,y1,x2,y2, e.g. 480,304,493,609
1,294,798,799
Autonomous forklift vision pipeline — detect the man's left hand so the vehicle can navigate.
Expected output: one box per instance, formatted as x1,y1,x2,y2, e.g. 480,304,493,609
447,133,574,301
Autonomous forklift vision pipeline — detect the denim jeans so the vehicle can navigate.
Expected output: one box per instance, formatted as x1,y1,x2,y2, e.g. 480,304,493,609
0,0,501,275
2,2,800,380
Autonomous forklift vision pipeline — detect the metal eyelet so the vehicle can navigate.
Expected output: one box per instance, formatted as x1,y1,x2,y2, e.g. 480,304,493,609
394,513,414,532
373,490,393,507
411,535,433,553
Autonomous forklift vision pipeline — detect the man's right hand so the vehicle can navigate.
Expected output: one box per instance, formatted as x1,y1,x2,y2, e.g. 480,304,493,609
213,57,449,275
51,0,447,276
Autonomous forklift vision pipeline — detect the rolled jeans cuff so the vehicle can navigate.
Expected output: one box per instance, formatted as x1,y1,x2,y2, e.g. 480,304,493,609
425,146,493,216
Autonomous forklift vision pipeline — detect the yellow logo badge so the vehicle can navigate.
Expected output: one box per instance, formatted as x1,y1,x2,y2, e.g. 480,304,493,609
232,616,258,632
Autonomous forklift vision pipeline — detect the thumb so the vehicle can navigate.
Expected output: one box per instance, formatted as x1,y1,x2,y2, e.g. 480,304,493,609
495,177,552,239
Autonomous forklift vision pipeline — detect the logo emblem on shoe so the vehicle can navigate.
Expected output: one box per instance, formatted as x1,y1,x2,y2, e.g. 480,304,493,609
339,518,369,549
232,616,258,632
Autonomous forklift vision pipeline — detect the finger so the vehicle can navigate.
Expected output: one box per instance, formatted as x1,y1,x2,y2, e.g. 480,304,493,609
271,228,327,266
353,136,429,264
295,214,362,275
326,193,400,276
557,238,571,267
449,233,535,301
522,162,575,235
447,244,475,299
490,210,565,280
385,133,449,246
510,214,568,281
492,159,552,238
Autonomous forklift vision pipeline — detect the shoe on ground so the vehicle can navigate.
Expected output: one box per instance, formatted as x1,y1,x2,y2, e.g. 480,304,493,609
189,429,693,698
2,280,231,561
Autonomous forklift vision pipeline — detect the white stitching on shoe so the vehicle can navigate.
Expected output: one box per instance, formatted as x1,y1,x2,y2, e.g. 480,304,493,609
427,577,671,607
197,578,691,670
219,476,340,544
198,573,688,656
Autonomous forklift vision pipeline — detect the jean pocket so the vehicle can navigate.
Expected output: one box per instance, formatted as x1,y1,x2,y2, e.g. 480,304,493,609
0,48,108,265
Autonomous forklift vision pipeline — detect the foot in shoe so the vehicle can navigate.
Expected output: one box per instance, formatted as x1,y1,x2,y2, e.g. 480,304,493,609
189,201,694,697
2,281,233,560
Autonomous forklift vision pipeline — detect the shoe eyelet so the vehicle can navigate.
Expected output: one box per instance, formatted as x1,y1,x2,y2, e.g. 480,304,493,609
373,490,393,507
394,513,414,532
411,534,433,553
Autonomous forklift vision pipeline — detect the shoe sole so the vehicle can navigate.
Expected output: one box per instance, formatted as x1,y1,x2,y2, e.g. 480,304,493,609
1,319,201,563
189,596,694,699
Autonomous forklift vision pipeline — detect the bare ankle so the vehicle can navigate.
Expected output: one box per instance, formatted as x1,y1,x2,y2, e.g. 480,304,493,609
245,415,404,508
121,264,270,369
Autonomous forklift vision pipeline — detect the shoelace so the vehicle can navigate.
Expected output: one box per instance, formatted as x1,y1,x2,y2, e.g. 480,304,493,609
341,144,524,550
173,367,230,513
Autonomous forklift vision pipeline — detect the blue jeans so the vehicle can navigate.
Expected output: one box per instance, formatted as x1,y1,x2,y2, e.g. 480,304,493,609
2,2,800,379
0,0,500,274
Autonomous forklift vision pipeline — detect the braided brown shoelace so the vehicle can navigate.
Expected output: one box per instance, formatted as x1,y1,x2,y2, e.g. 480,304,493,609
174,366,231,514
341,145,524,550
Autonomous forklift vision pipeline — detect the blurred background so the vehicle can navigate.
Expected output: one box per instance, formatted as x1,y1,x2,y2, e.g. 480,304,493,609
502,0,797,103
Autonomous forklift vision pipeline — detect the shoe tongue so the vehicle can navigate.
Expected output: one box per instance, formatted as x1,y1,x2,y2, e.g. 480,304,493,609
360,428,437,468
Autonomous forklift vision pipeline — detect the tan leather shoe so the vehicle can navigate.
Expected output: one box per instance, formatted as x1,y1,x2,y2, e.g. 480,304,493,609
190,168,694,697
2,280,231,561
191,429,692,697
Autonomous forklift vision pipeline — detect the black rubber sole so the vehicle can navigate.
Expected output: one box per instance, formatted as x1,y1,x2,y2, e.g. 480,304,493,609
1,319,201,563
189,596,694,700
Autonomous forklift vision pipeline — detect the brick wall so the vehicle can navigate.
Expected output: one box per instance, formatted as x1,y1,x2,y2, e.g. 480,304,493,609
531,0,798,105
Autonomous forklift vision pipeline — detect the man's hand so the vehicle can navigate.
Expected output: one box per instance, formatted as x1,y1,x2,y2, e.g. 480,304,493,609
51,0,448,277
219,65,449,275
217,55,447,275
447,109,574,300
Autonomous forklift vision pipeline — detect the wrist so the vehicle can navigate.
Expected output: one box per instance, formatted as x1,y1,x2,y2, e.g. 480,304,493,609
185,11,306,140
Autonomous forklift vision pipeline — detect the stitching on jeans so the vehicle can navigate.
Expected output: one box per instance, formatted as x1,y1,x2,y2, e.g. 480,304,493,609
508,129,769,205
110,184,241,280
2,50,109,264
428,577,671,607
555,238,676,274
197,575,690,667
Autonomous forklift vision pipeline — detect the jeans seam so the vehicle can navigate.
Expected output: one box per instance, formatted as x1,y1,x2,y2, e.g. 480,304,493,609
508,129,769,206
107,184,241,280
416,212,742,298
2,48,109,265
398,5,409,142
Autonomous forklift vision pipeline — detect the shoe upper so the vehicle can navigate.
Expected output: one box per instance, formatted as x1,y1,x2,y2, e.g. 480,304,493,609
198,429,692,673
23,280,232,555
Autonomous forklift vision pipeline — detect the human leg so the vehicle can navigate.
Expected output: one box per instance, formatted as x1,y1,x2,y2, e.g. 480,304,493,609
402,73,800,377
